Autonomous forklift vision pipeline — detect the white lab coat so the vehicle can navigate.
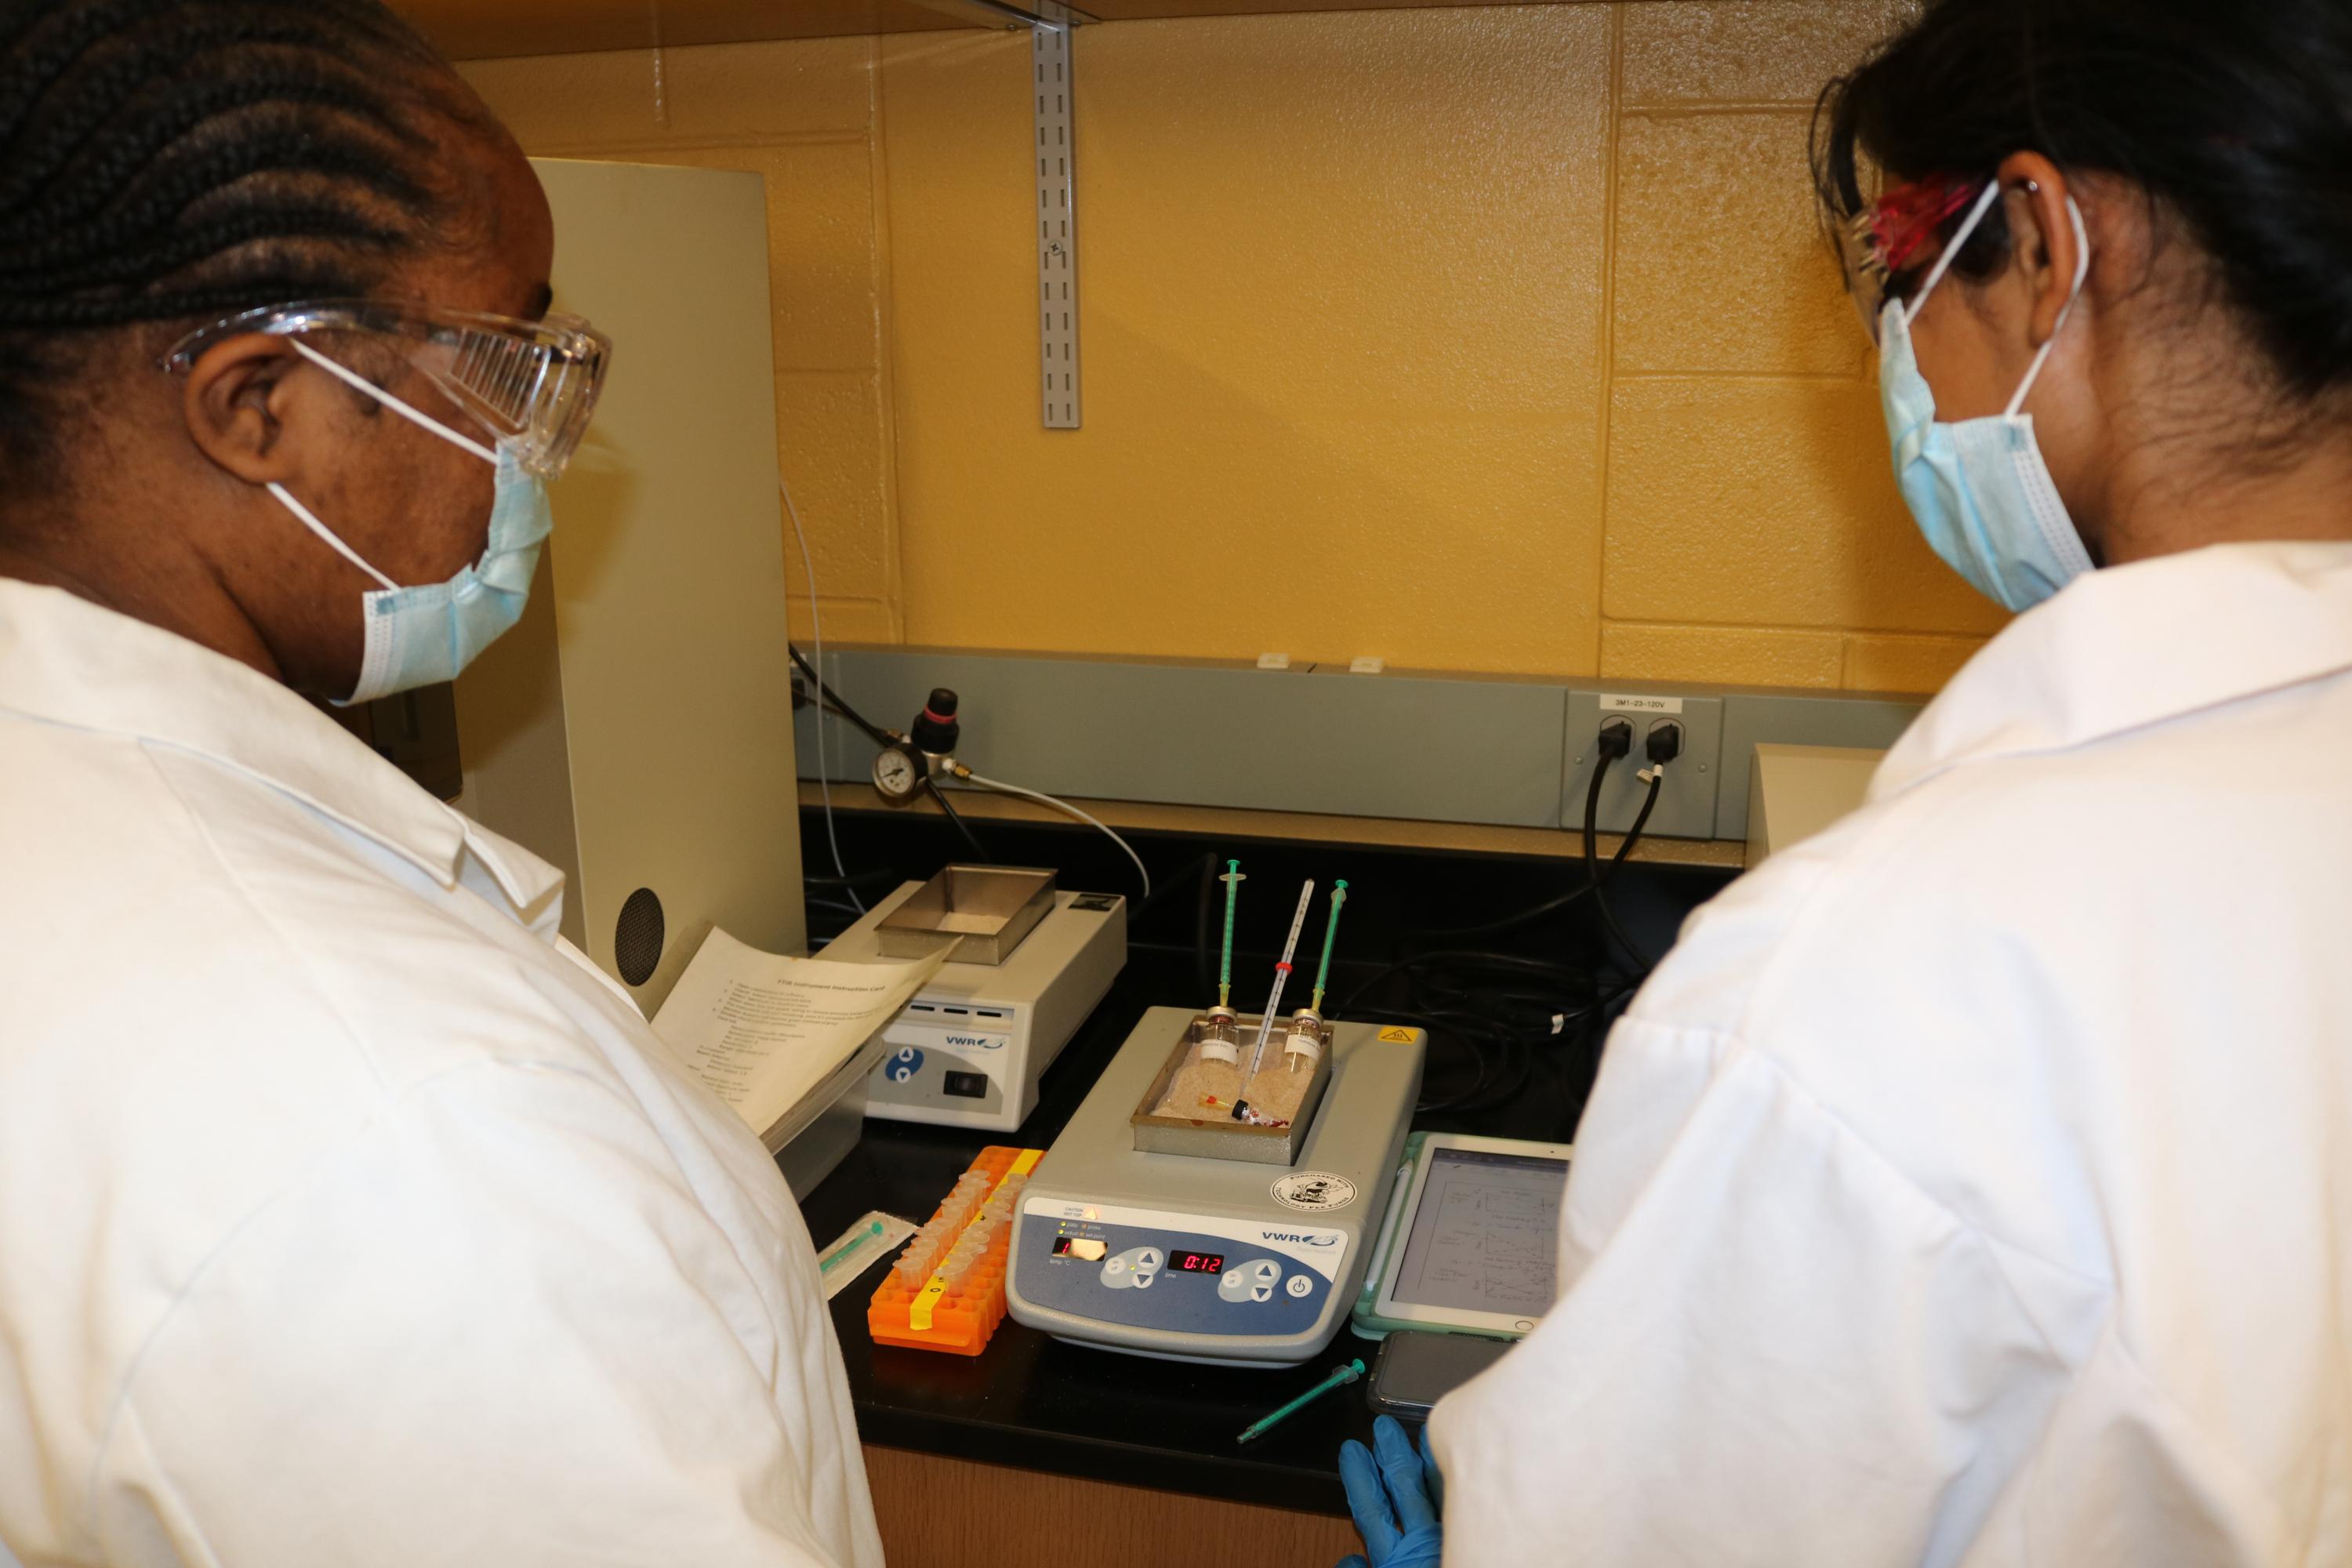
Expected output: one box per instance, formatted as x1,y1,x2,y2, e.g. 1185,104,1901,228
0,581,884,1568
1435,542,2352,1565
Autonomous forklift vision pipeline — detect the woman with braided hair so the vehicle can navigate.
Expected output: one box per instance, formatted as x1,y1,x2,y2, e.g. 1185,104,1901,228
0,5,882,1565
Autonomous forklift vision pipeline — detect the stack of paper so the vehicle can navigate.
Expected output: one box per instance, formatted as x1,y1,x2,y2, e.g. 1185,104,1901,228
652,928,952,1152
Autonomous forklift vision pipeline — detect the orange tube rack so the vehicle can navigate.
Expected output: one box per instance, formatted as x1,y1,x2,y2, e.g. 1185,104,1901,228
868,1145,1042,1356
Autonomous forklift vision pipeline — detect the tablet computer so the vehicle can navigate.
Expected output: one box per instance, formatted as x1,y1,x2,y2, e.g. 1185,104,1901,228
1351,1131,1573,1341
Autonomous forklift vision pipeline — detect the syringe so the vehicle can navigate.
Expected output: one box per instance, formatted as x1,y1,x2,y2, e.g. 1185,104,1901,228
1274,878,1349,1076
1216,859,1244,1010
1245,880,1316,1080
1308,879,1348,1014
818,1218,886,1277
1234,1358,1366,1445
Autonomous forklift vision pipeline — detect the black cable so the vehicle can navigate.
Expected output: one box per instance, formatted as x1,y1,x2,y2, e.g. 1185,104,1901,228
1136,850,1215,924
787,643,898,750
1319,727,1671,1123
1583,755,1658,973
786,644,899,905
1344,900,1645,1121
1345,1005,1515,1115
1403,753,1664,951
1336,950,1619,1118
804,867,903,891
811,696,880,731
1334,949,1601,1019
927,781,993,862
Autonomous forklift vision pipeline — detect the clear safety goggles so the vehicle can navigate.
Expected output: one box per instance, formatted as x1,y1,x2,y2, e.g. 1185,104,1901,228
163,299,612,479
1837,176,1991,345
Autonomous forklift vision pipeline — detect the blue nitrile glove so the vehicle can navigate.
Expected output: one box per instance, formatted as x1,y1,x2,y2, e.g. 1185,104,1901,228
1336,1415,1443,1568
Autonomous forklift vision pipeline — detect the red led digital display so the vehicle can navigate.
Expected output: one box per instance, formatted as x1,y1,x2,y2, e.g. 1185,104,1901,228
1171,1252,1225,1274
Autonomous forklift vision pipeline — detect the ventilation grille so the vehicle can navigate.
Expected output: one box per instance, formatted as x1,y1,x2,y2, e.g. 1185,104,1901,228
615,887,665,987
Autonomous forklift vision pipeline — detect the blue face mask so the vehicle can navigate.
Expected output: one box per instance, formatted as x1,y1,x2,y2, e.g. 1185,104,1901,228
268,340,552,704
1878,183,2096,613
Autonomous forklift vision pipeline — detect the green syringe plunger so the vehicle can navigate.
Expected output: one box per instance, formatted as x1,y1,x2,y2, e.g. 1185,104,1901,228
1235,1357,1366,1445
818,1218,886,1276
1216,858,1244,1008
1308,879,1348,1014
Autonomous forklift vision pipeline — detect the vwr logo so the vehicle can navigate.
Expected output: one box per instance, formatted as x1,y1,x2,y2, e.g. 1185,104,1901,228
944,1035,1005,1050
1261,1231,1340,1247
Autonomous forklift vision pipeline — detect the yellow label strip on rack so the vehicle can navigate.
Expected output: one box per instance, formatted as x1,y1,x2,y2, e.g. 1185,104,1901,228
908,1149,1043,1332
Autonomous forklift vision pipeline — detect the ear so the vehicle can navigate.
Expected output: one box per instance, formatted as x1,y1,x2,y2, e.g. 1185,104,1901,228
1996,150,2083,349
179,333,311,484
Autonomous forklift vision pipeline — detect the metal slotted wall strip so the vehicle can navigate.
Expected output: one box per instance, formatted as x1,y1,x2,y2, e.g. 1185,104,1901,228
1034,21,1080,428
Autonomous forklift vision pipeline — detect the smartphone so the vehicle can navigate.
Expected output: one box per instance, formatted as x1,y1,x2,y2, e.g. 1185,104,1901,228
1367,1330,1516,1420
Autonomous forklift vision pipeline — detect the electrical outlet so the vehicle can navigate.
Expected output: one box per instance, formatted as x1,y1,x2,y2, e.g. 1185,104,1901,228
1559,690,1723,840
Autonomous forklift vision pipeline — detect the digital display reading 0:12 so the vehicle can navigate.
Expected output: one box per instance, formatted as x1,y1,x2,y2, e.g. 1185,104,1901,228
1171,1252,1225,1274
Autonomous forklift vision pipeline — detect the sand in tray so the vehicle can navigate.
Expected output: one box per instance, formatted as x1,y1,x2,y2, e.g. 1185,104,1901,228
1153,1053,1315,1125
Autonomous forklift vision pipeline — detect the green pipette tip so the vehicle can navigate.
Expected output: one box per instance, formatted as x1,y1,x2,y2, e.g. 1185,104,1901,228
1308,880,1349,1013
1216,858,1243,1007
1235,1358,1366,1446
818,1218,887,1275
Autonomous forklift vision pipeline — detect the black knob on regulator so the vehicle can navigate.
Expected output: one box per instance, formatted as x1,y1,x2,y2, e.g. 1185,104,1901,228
910,688,960,755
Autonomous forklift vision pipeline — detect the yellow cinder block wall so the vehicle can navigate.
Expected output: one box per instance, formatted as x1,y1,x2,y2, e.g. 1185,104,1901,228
460,0,2002,697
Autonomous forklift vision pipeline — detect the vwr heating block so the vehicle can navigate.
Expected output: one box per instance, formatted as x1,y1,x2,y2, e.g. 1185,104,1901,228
820,868,1126,1132
1007,1007,1425,1366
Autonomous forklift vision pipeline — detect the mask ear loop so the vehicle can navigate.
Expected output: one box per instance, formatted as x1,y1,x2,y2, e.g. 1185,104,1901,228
288,339,498,465
2003,192,2092,419
1900,179,2003,326
267,481,398,592
266,338,500,593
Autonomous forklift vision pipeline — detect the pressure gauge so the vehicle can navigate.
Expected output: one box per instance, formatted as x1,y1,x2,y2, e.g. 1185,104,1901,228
872,744,927,803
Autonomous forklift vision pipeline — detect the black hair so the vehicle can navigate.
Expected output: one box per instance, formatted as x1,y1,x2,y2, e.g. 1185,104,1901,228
1814,0,2352,407
0,0,471,480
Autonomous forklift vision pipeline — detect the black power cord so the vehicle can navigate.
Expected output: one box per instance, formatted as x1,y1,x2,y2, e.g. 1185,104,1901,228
787,643,898,750
1334,949,1597,1018
789,641,885,915
1334,948,1636,1126
1334,719,1689,1134
1582,720,1681,975
805,868,904,892
1404,763,1663,951
928,782,993,862
1392,728,1675,959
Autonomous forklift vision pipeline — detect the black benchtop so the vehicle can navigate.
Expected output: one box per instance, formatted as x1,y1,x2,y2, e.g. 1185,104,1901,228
799,957,1386,1518
790,811,1734,1518
800,956,1622,1517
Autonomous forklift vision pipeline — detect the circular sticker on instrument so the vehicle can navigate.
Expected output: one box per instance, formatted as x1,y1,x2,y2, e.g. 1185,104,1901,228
1270,1171,1357,1212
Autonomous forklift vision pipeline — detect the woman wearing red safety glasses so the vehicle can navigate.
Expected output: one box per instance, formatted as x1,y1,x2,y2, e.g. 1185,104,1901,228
1344,2,2352,1565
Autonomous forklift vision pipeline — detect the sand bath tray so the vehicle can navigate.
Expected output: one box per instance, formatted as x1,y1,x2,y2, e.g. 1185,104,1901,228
1131,1013,1334,1166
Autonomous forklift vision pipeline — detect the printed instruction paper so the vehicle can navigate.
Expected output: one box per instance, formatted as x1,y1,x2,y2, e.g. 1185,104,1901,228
652,927,953,1131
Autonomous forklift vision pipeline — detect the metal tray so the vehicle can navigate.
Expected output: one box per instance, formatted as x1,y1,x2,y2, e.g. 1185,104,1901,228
1129,1013,1334,1166
876,864,1055,966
